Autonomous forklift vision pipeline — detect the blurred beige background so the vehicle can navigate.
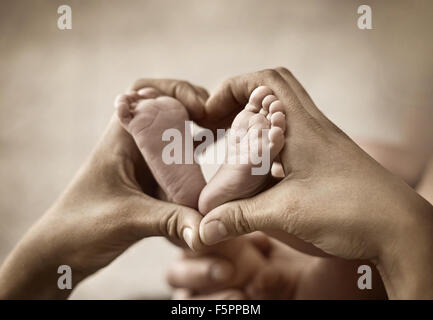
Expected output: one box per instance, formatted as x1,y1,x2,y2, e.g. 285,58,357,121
0,0,432,299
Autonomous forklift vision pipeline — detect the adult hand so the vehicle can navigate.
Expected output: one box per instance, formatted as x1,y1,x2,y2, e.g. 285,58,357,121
168,232,387,300
198,68,433,299
168,233,268,300
0,79,207,299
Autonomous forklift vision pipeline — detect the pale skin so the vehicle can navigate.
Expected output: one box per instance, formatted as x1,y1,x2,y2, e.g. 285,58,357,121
115,85,286,213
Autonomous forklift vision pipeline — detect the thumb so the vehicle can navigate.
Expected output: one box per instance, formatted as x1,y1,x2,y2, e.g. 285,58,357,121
199,183,290,245
127,195,204,251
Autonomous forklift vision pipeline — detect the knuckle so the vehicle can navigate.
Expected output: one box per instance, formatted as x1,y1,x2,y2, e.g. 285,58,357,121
275,66,291,75
230,201,254,235
222,76,236,90
279,193,303,235
160,206,181,239
261,68,279,79
175,80,193,92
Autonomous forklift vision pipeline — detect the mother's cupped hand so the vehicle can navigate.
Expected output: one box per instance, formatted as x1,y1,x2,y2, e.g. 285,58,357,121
197,68,433,299
0,79,208,299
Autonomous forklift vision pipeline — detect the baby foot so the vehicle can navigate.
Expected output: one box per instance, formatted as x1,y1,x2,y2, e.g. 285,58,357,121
198,86,286,214
115,88,206,208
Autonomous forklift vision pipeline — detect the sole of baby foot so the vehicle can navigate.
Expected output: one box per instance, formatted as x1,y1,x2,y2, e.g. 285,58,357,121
115,88,206,208
198,86,286,214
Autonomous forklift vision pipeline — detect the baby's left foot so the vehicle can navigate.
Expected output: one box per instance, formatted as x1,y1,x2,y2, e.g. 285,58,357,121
115,88,206,208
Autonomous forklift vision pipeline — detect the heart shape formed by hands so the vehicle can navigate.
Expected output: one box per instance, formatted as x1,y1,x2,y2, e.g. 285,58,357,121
117,69,311,252
117,69,327,256
117,79,287,218
121,67,397,264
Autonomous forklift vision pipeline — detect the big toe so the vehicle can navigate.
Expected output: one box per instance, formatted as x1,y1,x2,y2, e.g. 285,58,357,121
245,86,273,112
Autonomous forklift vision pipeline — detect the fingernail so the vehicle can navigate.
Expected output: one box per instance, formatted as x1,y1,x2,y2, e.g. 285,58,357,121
203,220,228,245
183,228,194,250
210,263,231,282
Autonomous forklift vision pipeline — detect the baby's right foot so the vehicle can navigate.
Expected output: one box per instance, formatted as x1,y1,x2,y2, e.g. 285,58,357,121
198,86,286,214
115,88,206,209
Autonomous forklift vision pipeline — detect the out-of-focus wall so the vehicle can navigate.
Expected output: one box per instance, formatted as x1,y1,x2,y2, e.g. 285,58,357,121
0,0,432,299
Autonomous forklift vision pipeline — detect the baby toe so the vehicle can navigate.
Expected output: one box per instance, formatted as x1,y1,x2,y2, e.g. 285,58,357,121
269,100,285,115
270,112,286,131
125,90,140,103
262,95,278,112
268,126,285,150
246,86,273,112
114,94,128,109
116,98,133,124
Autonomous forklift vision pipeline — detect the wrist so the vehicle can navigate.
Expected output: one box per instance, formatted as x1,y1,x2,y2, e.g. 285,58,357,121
376,192,433,299
0,216,86,299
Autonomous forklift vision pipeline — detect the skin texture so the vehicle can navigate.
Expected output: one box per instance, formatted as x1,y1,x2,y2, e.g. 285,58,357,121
114,85,287,299
0,79,209,299
169,232,387,300
170,151,433,300
115,88,206,208
168,235,267,298
194,68,433,299
115,85,285,213
169,126,433,300
0,70,432,299
198,85,286,214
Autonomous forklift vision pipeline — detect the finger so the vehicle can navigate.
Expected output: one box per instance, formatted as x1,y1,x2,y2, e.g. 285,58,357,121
96,115,203,250
167,256,234,290
130,78,207,121
171,289,192,299
274,67,342,133
201,68,310,131
194,85,210,103
242,232,271,256
199,181,329,256
245,265,290,300
126,195,204,251
199,182,293,245
172,289,246,300
274,67,326,122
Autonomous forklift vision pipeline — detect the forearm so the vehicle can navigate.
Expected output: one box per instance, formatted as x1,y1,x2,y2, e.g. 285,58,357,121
0,217,83,299
376,190,433,299
0,247,69,299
